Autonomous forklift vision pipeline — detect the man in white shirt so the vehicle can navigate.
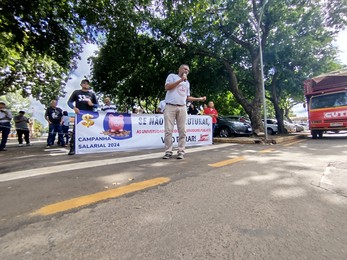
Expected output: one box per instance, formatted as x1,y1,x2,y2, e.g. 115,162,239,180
163,64,206,160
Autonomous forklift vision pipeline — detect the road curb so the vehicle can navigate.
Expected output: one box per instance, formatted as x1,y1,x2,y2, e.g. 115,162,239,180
213,133,308,144
270,134,308,144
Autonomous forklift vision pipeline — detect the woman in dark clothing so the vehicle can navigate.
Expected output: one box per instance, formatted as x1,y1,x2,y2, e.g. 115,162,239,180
188,103,199,115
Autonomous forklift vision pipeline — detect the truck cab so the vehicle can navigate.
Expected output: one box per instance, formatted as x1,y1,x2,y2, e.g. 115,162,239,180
304,70,347,139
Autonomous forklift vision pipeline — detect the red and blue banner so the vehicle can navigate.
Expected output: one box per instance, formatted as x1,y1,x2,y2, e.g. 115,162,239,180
75,111,212,154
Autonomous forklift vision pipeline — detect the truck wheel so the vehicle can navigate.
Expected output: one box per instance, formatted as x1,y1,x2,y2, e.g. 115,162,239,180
311,130,318,139
267,128,274,135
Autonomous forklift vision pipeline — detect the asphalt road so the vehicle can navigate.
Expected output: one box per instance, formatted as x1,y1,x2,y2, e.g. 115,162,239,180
0,134,347,259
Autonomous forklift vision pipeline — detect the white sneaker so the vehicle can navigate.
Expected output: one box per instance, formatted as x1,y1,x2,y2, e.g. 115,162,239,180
162,152,172,159
26,143,32,146
177,153,184,160
18,144,23,147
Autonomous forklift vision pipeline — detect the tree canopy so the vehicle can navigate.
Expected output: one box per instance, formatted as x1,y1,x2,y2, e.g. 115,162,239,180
89,0,346,133
0,0,99,105
1,0,346,131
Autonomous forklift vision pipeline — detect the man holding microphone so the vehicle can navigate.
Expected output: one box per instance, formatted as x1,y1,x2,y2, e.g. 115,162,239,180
163,64,206,160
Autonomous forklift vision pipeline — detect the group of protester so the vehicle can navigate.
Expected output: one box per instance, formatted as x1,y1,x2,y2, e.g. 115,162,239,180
35,79,97,155
28,79,115,155
44,100,70,149
0,99,72,152
1,64,216,159
0,102,34,151
64,65,215,159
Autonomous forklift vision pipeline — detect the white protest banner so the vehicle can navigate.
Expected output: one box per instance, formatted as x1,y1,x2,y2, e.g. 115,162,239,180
75,111,212,154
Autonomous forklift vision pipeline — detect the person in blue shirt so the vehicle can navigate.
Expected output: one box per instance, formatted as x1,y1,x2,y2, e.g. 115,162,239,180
62,111,70,145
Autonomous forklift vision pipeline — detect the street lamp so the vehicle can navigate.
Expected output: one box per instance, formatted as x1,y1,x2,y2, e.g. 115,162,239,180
256,0,269,141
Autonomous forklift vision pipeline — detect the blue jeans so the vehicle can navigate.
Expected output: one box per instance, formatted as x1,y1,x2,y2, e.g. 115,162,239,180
47,123,65,146
62,125,69,145
0,122,11,149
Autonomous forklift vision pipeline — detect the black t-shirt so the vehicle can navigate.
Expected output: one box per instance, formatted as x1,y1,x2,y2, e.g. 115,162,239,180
68,89,97,111
188,107,199,115
45,107,63,124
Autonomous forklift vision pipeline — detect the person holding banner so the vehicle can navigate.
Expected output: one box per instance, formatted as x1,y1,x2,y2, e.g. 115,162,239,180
101,97,117,113
67,79,98,155
163,64,206,160
203,101,218,134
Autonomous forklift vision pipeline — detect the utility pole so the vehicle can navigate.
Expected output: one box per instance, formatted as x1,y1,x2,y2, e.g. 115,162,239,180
256,0,269,141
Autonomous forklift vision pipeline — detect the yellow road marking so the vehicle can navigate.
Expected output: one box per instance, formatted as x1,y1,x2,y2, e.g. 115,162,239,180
259,148,275,153
31,177,170,216
282,139,306,147
208,156,245,167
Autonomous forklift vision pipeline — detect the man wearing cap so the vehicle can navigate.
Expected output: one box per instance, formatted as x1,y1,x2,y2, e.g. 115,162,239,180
0,101,13,151
14,110,32,146
67,79,98,155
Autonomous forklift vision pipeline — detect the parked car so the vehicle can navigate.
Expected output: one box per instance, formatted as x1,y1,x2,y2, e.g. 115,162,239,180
214,116,253,137
284,120,297,133
263,119,278,135
294,124,305,132
224,115,251,124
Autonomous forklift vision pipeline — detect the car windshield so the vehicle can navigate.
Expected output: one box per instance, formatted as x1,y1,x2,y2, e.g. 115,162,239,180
310,92,347,109
263,119,277,124
221,118,248,125
225,116,250,123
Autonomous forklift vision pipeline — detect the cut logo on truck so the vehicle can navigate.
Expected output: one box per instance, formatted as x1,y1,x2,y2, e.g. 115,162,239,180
324,111,347,118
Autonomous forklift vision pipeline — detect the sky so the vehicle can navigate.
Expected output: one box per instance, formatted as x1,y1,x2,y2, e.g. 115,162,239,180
336,28,347,65
31,29,347,125
30,44,98,125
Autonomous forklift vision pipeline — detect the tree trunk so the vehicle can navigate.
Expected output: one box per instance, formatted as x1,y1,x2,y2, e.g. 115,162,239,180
223,60,264,136
269,72,287,134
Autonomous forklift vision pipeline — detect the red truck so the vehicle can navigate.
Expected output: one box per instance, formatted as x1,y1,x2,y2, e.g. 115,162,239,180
304,70,347,139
